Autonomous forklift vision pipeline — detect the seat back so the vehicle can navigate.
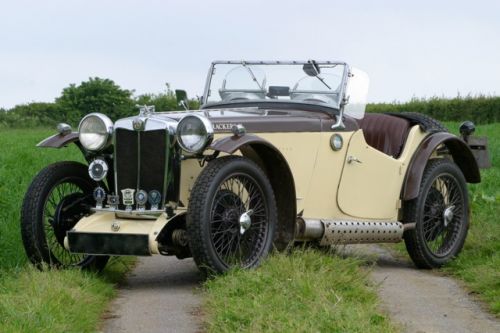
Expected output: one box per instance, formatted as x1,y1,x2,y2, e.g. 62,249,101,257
357,113,411,158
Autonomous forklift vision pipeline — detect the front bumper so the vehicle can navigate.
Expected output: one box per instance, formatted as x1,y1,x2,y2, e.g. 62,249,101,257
64,212,168,256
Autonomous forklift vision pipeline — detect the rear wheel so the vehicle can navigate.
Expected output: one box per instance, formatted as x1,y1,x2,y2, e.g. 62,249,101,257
21,161,109,271
404,158,469,268
187,156,277,275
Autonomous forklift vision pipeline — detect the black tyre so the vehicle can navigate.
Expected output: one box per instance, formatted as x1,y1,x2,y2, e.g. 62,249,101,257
186,156,277,275
404,158,469,268
21,161,109,271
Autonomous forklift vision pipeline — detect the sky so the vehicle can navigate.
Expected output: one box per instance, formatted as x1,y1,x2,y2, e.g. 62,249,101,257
0,0,499,109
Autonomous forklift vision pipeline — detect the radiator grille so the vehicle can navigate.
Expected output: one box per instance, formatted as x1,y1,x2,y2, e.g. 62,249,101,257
114,128,167,209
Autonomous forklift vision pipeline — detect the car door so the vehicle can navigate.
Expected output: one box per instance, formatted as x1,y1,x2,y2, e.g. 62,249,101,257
337,130,404,219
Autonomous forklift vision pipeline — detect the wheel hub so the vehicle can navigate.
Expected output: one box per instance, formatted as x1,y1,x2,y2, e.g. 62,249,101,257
443,205,455,227
239,209,254,235
222,209,239,223
53,193,91,246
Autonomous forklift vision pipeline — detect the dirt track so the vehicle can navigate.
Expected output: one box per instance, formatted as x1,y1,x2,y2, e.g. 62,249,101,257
103,247,499,333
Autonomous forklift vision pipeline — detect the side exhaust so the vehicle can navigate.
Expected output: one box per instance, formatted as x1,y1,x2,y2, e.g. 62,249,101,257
296,218,407,245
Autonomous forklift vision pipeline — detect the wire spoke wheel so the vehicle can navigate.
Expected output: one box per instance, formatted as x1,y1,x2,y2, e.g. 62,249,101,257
404,158,469,268
210,174,269,268
187,156,277,275
21,161,109,271
421,174,464,257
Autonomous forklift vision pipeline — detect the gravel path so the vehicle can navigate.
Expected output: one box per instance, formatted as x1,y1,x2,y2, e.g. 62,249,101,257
102,256,202,333
350,245,500,333
102,246,499,333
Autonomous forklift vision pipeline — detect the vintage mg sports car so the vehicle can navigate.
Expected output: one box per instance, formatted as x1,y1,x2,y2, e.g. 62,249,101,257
21,60,481,274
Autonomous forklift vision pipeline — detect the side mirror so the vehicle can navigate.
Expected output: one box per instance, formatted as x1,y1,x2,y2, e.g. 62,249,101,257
175,89,189,110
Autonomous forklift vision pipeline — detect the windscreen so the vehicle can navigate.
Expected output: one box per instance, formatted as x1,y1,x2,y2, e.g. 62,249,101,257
204,62,347,109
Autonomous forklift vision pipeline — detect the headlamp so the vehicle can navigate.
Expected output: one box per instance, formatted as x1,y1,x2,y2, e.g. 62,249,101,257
78,113,113,151
176,115,213,154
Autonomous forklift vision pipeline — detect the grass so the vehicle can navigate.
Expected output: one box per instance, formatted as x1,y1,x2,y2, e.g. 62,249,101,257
0,261,132,333
203,249,397,333
0,128,132,332
0,129,85,267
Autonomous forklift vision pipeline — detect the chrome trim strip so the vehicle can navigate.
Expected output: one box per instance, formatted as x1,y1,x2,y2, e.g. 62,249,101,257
161,130,170,210
136,131,141,193
91,207,163,218
331,64,351,130
113,129,118,197
211,60,348,65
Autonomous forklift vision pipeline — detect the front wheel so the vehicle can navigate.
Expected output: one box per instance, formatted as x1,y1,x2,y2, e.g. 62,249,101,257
21,161,109,271
187,156,277,275
404,158,469,268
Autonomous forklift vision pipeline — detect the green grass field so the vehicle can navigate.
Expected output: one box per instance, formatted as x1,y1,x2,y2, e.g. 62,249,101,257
0,122,498,331
0,129,84,268
0,129,132,332
204,249,397,333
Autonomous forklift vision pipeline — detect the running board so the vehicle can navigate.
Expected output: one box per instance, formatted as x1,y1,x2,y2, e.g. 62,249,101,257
296,218,405,245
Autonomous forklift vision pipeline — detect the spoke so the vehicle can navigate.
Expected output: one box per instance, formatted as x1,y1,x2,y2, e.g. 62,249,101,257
423,219,440,233
41,180,89,267
210,173,270,267
212,228,237,236
213,222,232,233
220,233,237,259
214,233,230,250
422,174,466,257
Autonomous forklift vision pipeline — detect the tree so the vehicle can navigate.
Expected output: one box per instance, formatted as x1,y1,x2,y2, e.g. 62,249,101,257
56,77,135,123
134,84,200,112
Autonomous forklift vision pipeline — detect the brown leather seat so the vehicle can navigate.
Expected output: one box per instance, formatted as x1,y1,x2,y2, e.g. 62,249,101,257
357,113,411,158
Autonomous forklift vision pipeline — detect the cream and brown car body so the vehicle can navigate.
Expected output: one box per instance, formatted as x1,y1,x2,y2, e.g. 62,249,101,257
26,60,480,273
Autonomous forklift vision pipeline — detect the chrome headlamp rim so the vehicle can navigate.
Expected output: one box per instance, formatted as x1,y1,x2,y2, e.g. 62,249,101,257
78,113,114,151
176,114,214,154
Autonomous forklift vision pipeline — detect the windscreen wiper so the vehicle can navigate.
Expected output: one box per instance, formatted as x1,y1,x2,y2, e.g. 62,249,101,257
315,75,331,90
242,62,264,90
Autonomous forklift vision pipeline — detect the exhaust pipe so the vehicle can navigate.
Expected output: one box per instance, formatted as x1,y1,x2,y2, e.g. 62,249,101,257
295,218,324,241
296,218,405,245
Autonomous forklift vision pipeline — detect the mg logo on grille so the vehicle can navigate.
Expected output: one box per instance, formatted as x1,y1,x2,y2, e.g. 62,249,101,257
133,118,145,131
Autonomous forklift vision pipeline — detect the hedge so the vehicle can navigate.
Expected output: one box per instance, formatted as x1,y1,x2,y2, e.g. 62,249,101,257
2,87,498,129
366,95,500,124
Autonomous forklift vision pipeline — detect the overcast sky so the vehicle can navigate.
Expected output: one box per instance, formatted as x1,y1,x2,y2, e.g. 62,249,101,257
1,0,499,109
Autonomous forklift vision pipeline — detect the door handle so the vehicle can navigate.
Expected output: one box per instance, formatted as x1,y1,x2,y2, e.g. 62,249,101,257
347,156,362,164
